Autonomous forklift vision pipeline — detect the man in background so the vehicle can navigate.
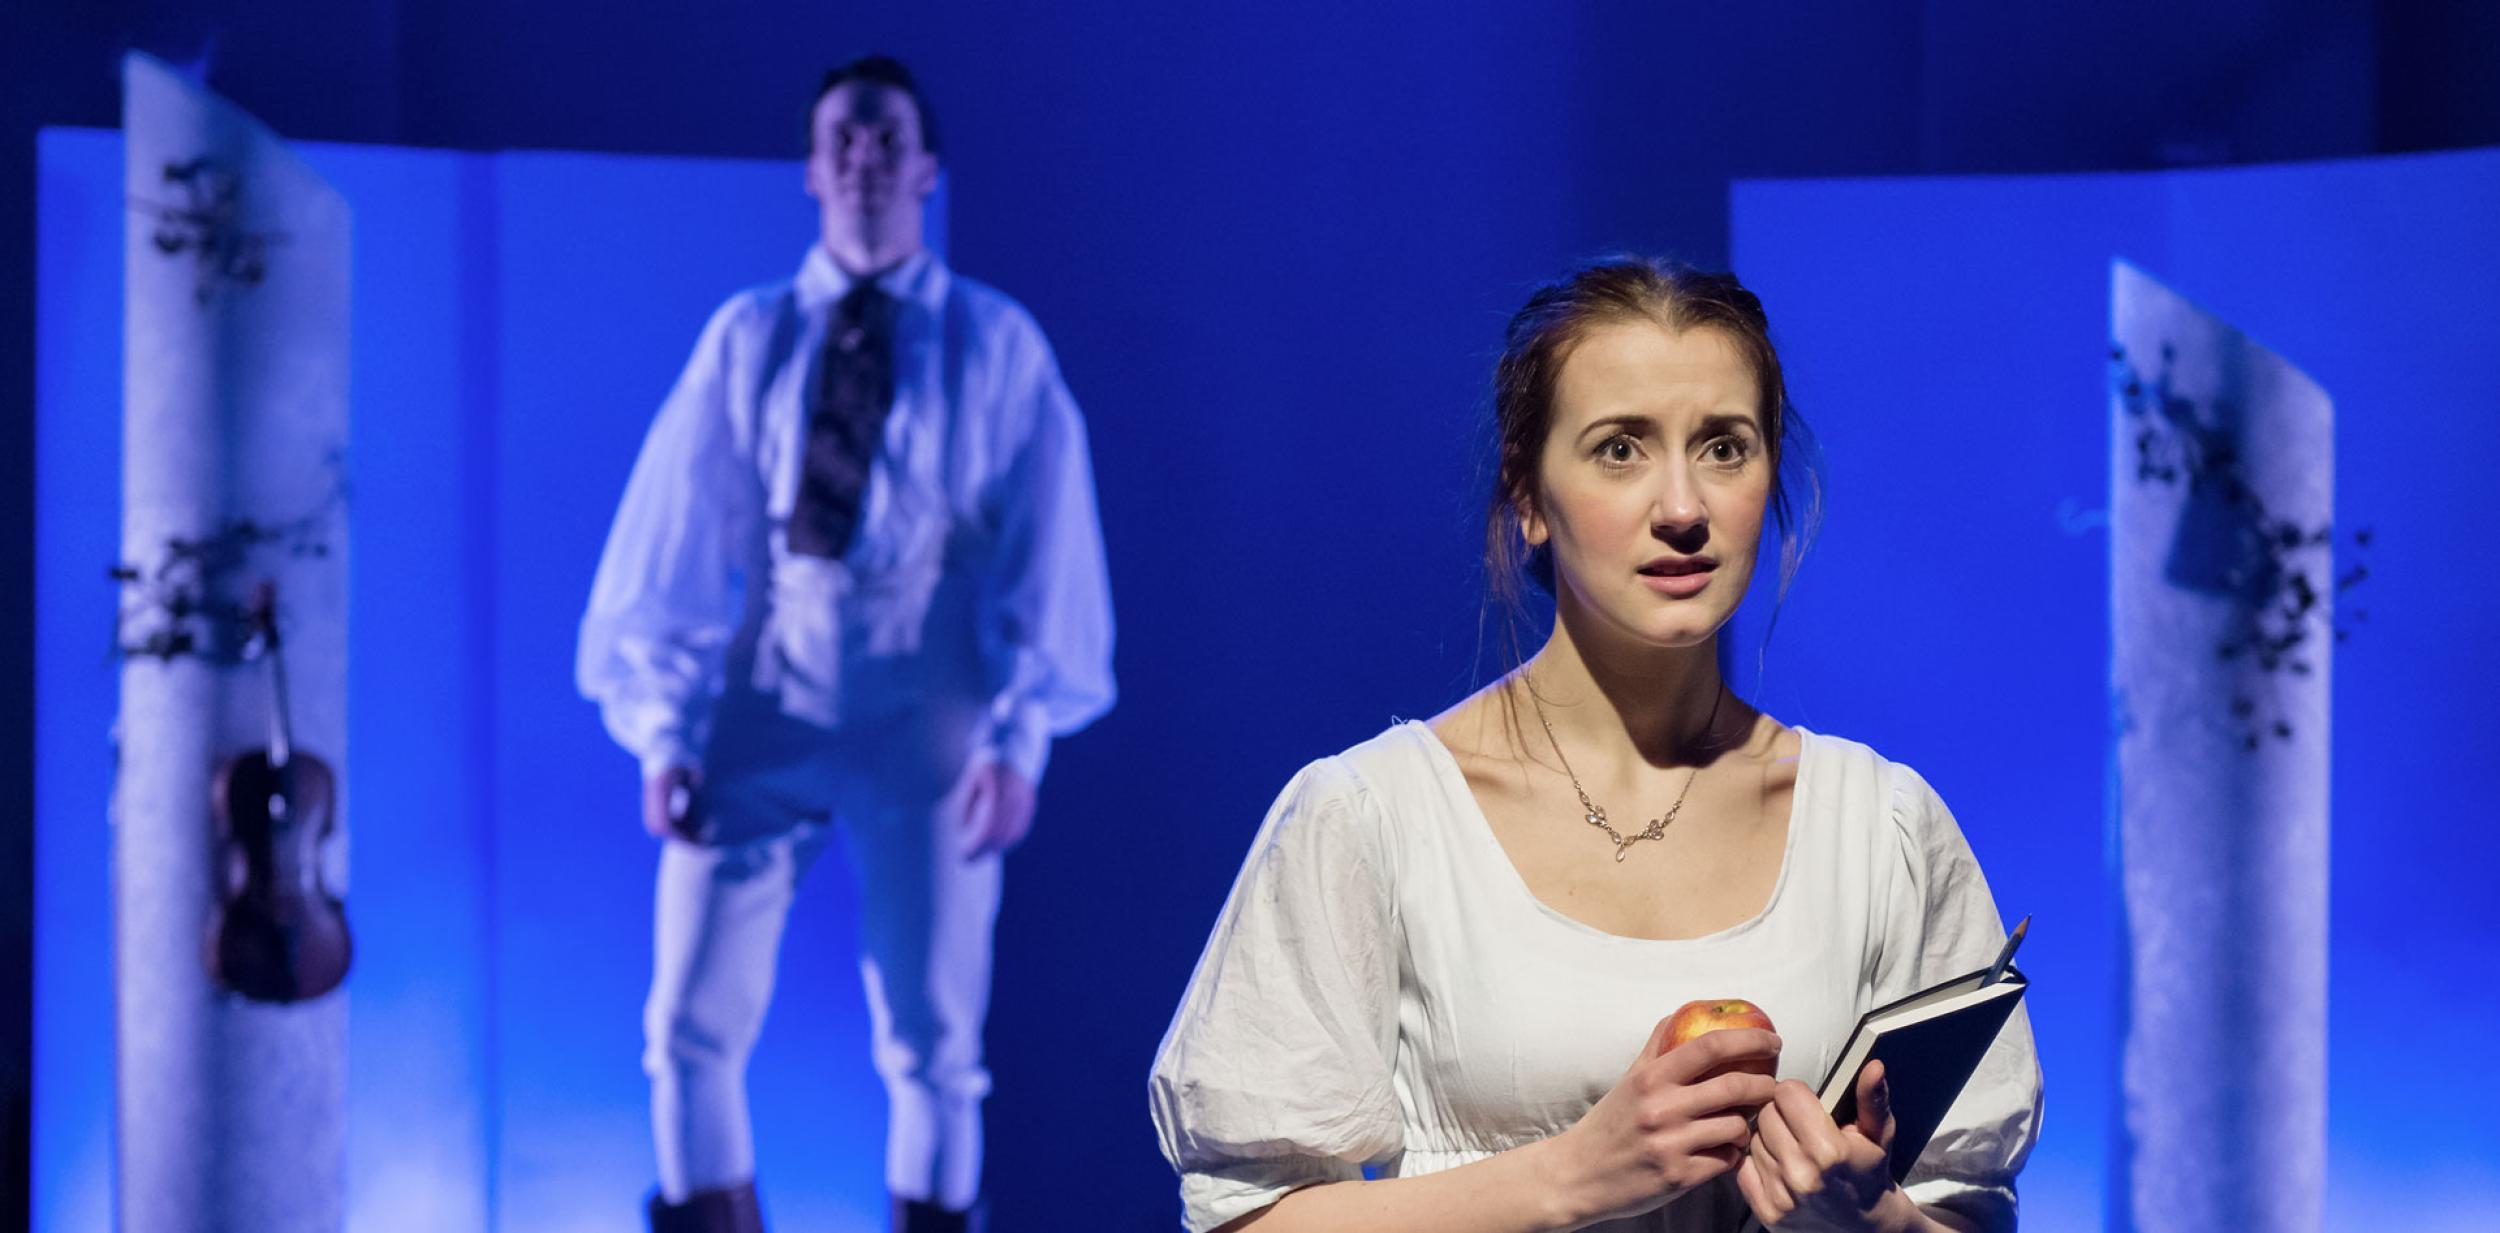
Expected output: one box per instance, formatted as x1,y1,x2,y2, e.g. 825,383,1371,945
578,54,1115,1233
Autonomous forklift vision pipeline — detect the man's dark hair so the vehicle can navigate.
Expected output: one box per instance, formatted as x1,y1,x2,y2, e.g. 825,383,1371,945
810,55,941,156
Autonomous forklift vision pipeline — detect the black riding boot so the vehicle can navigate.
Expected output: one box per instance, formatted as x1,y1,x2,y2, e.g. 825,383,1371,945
893,1195,984,1233
647,1181,765,1233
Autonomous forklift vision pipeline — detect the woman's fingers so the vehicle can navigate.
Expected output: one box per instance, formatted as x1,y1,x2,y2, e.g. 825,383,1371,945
1679,1110,1757,1152
1852,1059,1894,1144
1755,1092,1824,1196
1629,1016,1677,1073
1677,1068,1779,1120
1657,1027,1783,1084
1741,1134,1795,1215
1771,1079,1846,1171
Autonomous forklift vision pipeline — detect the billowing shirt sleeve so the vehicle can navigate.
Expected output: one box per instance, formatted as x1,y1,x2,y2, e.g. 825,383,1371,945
971,323,1116,782
575,297,765,776
1148,758,1405,1232
1869,766,2046,1231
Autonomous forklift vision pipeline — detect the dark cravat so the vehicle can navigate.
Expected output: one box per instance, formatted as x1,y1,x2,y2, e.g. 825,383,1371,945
787,278,900,560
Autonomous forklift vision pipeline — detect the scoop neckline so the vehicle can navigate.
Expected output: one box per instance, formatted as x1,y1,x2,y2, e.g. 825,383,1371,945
1401,718,1815,948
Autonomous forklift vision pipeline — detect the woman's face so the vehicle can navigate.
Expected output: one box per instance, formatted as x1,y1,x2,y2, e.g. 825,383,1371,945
1524,320,1772,651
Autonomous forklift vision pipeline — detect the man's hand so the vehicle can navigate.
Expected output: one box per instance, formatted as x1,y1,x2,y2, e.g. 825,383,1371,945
642,763,703,841
956,757,1036,861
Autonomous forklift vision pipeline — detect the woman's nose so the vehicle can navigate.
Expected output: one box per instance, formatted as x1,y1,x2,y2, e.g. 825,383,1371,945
1651,467,1707,537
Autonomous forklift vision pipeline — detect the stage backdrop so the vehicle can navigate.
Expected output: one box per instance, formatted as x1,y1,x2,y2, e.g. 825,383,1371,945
1730,147,2500,1232
42,126,2500,1231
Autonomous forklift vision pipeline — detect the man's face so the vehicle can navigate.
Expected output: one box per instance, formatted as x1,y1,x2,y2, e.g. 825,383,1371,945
805,82,939,223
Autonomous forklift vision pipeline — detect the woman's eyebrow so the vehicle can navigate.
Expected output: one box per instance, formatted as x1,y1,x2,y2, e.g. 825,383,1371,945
1576,413,1658,443
1693,412,1761,438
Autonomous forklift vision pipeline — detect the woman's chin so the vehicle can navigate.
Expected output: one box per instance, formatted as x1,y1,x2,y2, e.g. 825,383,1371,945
1558,587,1733,653
1609,612,1727,652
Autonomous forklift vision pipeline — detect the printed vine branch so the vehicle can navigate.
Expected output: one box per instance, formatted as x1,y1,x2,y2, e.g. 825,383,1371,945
2110,340,2368,751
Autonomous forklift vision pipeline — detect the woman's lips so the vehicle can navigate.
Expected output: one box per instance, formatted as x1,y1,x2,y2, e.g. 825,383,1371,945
1639,562,1715,598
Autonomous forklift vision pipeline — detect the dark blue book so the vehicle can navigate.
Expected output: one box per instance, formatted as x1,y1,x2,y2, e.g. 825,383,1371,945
1820,963,2029,1185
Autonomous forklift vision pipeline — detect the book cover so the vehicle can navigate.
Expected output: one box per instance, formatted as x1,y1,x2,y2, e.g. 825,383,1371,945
1822,965,2028,1185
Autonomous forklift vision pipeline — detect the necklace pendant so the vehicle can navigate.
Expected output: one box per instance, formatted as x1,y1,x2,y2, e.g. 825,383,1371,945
1613,842,1630,863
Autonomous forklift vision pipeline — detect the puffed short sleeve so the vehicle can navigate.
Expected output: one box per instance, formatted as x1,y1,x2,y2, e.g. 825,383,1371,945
1148,757,1404,1231
1871,766,2046,1232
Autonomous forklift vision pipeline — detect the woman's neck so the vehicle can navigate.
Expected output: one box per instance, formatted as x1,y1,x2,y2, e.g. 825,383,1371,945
1521,600,1734,770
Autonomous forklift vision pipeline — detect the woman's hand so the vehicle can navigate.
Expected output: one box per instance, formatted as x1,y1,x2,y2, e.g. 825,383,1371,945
1543,1019,1783,1228
1737,1060,1920,1232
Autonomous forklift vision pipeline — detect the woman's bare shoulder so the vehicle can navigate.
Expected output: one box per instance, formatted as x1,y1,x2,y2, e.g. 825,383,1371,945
1425,681,1518,766
1727,708,1804,790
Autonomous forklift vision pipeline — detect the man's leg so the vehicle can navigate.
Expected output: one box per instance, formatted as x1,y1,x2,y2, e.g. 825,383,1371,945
837,709,1001,1220
645,821,829,1204
643,690,841,1227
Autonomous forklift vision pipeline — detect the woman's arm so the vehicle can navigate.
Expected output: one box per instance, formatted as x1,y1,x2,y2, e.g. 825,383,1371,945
1215,1136,1577,1233
1860,769,2041,1231
1216,1027,1783,1233
1787,1190,1981,1233
1230,1154,1980,1233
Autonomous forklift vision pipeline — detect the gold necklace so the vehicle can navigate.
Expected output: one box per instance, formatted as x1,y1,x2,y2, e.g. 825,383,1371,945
1526,678,1727,863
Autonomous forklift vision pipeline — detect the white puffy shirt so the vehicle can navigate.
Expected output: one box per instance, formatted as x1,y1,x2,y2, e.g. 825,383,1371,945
1149,721,2043,1232
577,247,1116,780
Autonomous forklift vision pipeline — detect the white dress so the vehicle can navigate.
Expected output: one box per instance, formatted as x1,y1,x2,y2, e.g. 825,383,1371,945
1149,721,2043,1233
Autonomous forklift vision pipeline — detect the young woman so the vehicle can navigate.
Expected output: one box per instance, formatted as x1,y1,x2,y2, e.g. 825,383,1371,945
1148,259,2041,1233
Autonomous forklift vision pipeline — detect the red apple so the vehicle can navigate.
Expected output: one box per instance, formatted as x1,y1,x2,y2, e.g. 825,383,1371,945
1662,998,1778,1075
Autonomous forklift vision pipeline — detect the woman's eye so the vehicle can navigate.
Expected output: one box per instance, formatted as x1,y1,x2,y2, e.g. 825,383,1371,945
1595,435,1640,465
1704,437,1752,466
